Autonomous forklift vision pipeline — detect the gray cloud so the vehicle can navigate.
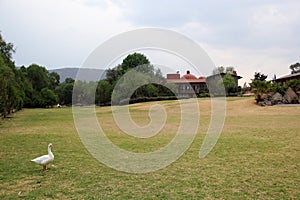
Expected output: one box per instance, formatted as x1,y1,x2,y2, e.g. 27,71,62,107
0,0,299,83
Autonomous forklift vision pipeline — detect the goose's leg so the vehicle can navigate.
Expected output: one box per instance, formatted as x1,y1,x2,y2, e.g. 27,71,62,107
43,165,47,171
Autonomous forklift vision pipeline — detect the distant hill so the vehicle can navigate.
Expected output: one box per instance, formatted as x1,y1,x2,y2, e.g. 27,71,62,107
49,68,106,82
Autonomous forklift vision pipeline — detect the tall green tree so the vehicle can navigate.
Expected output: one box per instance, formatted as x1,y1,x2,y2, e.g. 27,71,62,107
40,88,58,107
96,80,113,105
120,52,150,74
0,33,15,63
0,33,24,117
55,78,74,105
26,64,50,91
99,53,166,105
49,72,60,90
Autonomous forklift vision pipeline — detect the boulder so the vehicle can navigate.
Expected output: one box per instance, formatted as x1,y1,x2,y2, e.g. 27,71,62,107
297,91,300,103
271,92,283,105
283,87,299,104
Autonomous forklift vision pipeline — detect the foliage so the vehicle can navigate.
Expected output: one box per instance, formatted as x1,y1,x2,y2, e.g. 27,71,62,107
96,80,113,105
213,66,225,75
250,80,271,95
250,71,300,103
225,66,234,74
26,64,51,91
55,78,74,105
73,81,97,105
217,74,237,95
286,79,300,92
120,52,150,74
0,33,15,61
253,72,268,81
213,66,235,75
0,34,24,117
269,82,287,95
40,88,58,107
96,53,168,105
290,62,300,74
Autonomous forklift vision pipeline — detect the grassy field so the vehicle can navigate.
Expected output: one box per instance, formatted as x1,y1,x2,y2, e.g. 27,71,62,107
0,97,299,199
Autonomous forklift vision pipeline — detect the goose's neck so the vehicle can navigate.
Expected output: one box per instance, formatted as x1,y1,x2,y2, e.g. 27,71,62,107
48,147,54,157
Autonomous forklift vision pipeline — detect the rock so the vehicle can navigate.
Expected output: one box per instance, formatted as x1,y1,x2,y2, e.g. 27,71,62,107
262,93,268,100
271,92,283,105
297,91,300,103
265,101,272,106
283,87,299,104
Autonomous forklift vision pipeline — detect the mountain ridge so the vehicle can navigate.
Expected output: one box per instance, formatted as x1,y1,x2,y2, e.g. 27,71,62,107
49,67,106,82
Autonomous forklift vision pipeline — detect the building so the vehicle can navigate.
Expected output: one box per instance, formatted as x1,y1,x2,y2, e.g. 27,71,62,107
166,70,208,97
206,71,243,88
274,72,300,84
166,70,243,97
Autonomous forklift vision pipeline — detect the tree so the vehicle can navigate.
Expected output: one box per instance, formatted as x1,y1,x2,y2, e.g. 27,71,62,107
217,74,236,95
26,64,50,91
213,66,225,75
0,34,24,117
0,58,15,117
65,77,75,84
96,80,113,105
0,33,15,62
213,66,235,75
253,72,268,81
225,66,234,74
106,66,122,84
40,88,58,107
290,62,300,74
120,52,150,74
98,53,165,105
250,72,271,103
49,72,60,90
55,80,74,105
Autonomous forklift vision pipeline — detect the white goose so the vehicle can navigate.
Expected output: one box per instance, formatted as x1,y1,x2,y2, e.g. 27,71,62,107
31,143,54,171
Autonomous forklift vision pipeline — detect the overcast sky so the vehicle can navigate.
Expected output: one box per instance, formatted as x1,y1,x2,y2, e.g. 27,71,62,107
0,0,299,84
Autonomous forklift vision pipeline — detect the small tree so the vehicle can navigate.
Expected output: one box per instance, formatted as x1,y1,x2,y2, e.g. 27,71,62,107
250,72,271,103
290,62,300,74
213,66,225,75
254,72,268,81
217,74,236,95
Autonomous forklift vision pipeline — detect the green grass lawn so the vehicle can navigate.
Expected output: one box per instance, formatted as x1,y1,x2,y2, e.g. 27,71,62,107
0,97,299,199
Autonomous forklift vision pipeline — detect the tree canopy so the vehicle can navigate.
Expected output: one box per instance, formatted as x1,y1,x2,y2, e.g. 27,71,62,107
97,52,172,105
290,62,300,74
213,66,235,75
217,74,237,95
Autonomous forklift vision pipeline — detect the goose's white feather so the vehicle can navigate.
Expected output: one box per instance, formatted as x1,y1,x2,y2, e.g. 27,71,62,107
31,143,54,169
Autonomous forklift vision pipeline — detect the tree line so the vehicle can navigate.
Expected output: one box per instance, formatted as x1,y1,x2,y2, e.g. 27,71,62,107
0,34,175,118
0,34,85,117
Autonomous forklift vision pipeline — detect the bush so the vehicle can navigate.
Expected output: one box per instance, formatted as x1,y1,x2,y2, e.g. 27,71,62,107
198,92,210,98
270,82,287,95
287,79,300,92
